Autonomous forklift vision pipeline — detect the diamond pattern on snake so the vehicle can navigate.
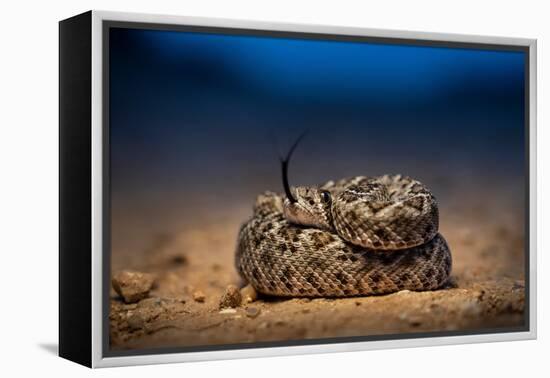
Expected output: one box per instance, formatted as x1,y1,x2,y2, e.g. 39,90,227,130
235,138,452,297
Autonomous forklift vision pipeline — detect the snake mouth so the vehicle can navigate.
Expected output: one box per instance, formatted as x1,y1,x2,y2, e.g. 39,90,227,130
283,199,331,230
283,201,313,226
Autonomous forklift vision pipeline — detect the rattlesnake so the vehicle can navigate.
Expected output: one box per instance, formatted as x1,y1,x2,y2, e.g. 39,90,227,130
235,140,452,297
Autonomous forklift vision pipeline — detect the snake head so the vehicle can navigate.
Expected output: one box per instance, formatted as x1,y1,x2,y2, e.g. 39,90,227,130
282,187,334,231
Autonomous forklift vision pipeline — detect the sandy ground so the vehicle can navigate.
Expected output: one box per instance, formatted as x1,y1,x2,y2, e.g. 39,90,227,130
109,175,526,352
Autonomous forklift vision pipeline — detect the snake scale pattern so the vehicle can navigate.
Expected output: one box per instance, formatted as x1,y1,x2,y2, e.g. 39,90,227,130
236,174,452,297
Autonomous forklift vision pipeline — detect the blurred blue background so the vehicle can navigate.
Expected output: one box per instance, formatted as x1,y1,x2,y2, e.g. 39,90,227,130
109,27,525,214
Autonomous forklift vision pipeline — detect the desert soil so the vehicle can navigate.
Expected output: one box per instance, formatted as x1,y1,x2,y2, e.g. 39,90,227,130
109,177,526,352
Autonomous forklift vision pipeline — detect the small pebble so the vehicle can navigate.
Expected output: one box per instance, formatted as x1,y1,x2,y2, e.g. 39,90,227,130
127,313,145,330
409,318,422,327
112,270,156,303
171,254,187,265
219,308,237,315
245,307,261,318
399,312,422,327
472,290,485,300
219,285,242,309
193,290,206,303
138,297,162,308
240,285,258,304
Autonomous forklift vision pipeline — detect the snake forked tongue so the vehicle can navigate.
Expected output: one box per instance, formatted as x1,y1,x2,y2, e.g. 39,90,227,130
281,132,307,203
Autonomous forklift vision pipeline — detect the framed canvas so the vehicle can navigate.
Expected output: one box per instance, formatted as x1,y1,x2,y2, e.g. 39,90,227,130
59,10,537,368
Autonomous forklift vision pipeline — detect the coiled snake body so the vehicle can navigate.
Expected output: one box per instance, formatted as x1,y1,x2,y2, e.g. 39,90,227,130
236,175,452,297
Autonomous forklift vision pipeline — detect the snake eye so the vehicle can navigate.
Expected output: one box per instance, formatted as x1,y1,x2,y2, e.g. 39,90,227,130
320,190,331,204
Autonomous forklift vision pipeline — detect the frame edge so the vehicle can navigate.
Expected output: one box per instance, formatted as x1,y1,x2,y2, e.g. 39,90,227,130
59,10,93,368
89,10,538,367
